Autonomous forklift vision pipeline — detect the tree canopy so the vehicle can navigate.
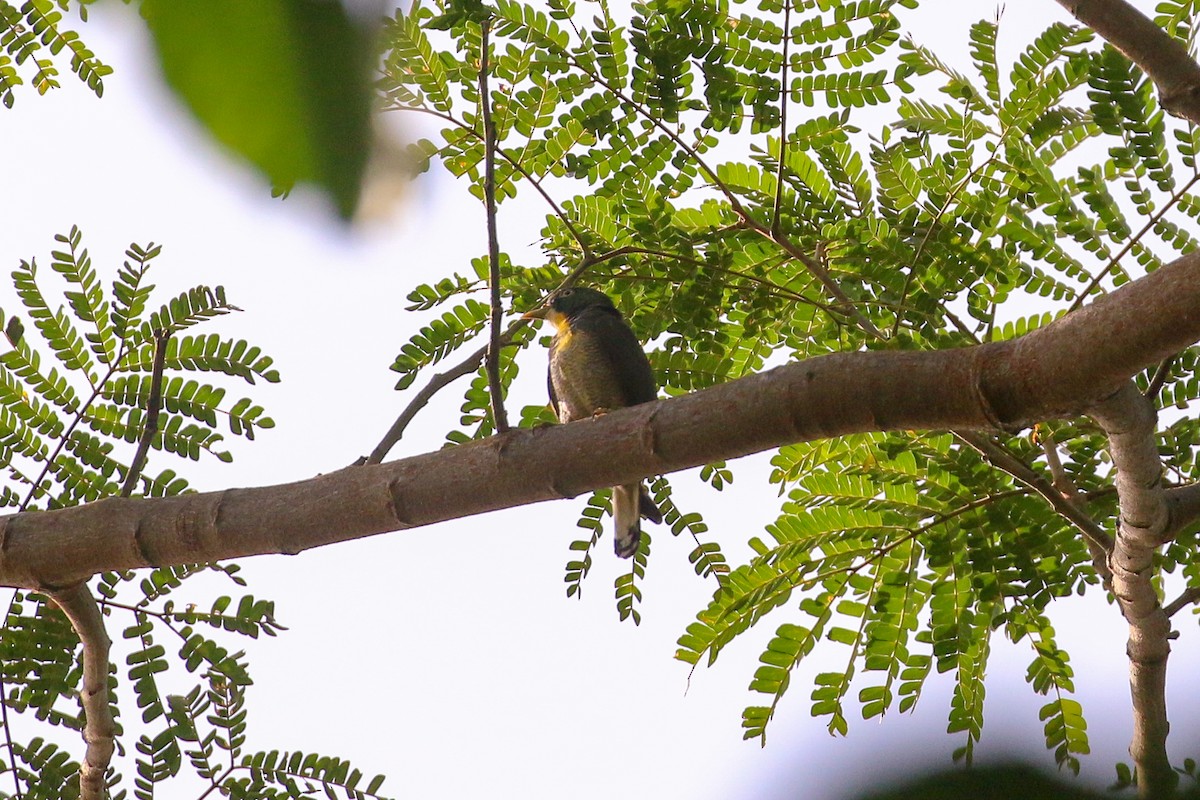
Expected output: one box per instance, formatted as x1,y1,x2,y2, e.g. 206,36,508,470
4,0,1200,798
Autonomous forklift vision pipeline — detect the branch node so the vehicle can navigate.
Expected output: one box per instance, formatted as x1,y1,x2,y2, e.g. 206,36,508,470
387,477,413,527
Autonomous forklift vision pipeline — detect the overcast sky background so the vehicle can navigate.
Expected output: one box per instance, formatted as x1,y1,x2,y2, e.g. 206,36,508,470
3,1,1200,798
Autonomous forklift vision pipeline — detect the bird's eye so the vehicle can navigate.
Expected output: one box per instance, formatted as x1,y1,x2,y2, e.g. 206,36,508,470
559,289,574,297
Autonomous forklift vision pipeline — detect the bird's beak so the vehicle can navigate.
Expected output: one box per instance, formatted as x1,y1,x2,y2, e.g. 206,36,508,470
522,307,549,321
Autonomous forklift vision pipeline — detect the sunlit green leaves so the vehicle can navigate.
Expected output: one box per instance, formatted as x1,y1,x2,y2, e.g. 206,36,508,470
0,229,276,511
381,0,1200,777
0,0,111,108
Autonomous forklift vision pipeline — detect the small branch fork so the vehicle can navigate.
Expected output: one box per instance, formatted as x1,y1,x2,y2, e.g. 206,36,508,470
363,248,621,465
49,583,114,800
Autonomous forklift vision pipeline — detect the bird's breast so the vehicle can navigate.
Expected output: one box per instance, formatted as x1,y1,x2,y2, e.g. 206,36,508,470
550,326,628,423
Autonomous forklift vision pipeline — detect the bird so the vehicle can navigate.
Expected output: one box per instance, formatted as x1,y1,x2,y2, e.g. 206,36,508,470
523,286,663,558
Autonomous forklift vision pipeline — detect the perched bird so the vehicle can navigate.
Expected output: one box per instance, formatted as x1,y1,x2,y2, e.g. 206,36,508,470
523,286,663,558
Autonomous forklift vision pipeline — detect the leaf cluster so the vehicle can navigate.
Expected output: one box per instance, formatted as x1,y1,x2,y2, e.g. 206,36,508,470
0,228,277,511
379,0,1200,774
0,0,111,108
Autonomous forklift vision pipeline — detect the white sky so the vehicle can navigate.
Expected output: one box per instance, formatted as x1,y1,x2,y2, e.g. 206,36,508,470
3,1,1199,798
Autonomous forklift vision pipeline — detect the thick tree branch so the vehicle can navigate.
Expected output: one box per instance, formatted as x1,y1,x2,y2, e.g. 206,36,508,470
1054,0,1200,124
1088,383,1173,798
49,583,114,800
4,250,1200,590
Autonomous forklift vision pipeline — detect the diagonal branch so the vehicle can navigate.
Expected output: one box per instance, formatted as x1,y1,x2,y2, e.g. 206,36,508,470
1163,587,1200,618
5,247,1200,590
120,331,169,497
956,431,1113,583
49,583,114,800
1053,0,1200,125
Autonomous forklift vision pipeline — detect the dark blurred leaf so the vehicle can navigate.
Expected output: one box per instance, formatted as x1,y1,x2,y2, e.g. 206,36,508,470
140,0,376,219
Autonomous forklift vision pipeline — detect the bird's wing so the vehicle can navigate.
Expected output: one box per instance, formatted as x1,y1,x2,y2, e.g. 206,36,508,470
547,367,561,420
574,307,657,406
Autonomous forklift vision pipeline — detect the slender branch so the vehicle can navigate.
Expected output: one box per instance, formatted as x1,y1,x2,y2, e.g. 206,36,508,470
20,358,124,512
1144,354,1175,399
1163,587,1200,618
1039,428,1080,497
1068,171,1200,313
49,583,114,800
956,431,1114,582
0,667,20,800
363,339,501,465
120,331,169,497
770,0,791,239
387,105,590,256
799,488,1029,590
746,218,887,340
478,19,509,434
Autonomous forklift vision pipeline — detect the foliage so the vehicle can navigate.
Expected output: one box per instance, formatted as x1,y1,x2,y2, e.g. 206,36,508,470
2,0,376,219
0,230,386,796
378,0,1200,778
0,0,111,108
140,0,377,219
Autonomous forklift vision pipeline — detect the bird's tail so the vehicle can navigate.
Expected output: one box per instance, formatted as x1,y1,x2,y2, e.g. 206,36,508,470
639,484,663,524
612,483,642,559
613,482,663,558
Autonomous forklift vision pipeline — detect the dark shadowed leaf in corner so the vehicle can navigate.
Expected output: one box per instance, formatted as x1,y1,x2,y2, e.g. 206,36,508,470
140,0,376,220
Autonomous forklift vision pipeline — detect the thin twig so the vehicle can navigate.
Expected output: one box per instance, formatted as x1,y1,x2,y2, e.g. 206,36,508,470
770,0,791,239
364,340,501,465
1039,428,1079,498
1068,171,1200,314
120,331,169,497
799,487,1029,590
1144,354,1175,400
747,219,887,339
1163,587,1200,618
49,584,114,800
956,431,1115,582
20,359,124,512
0,667,20,800
479,18,509,434
389,105,590,256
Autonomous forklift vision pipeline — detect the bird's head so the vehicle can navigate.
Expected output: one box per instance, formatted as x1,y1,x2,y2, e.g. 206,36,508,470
522,286,616,330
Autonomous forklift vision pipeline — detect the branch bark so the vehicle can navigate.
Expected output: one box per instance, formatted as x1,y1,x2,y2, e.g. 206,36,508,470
1054,0,1200,125
49,583,114,800
3,250,1200,590
1088,383,1173,798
